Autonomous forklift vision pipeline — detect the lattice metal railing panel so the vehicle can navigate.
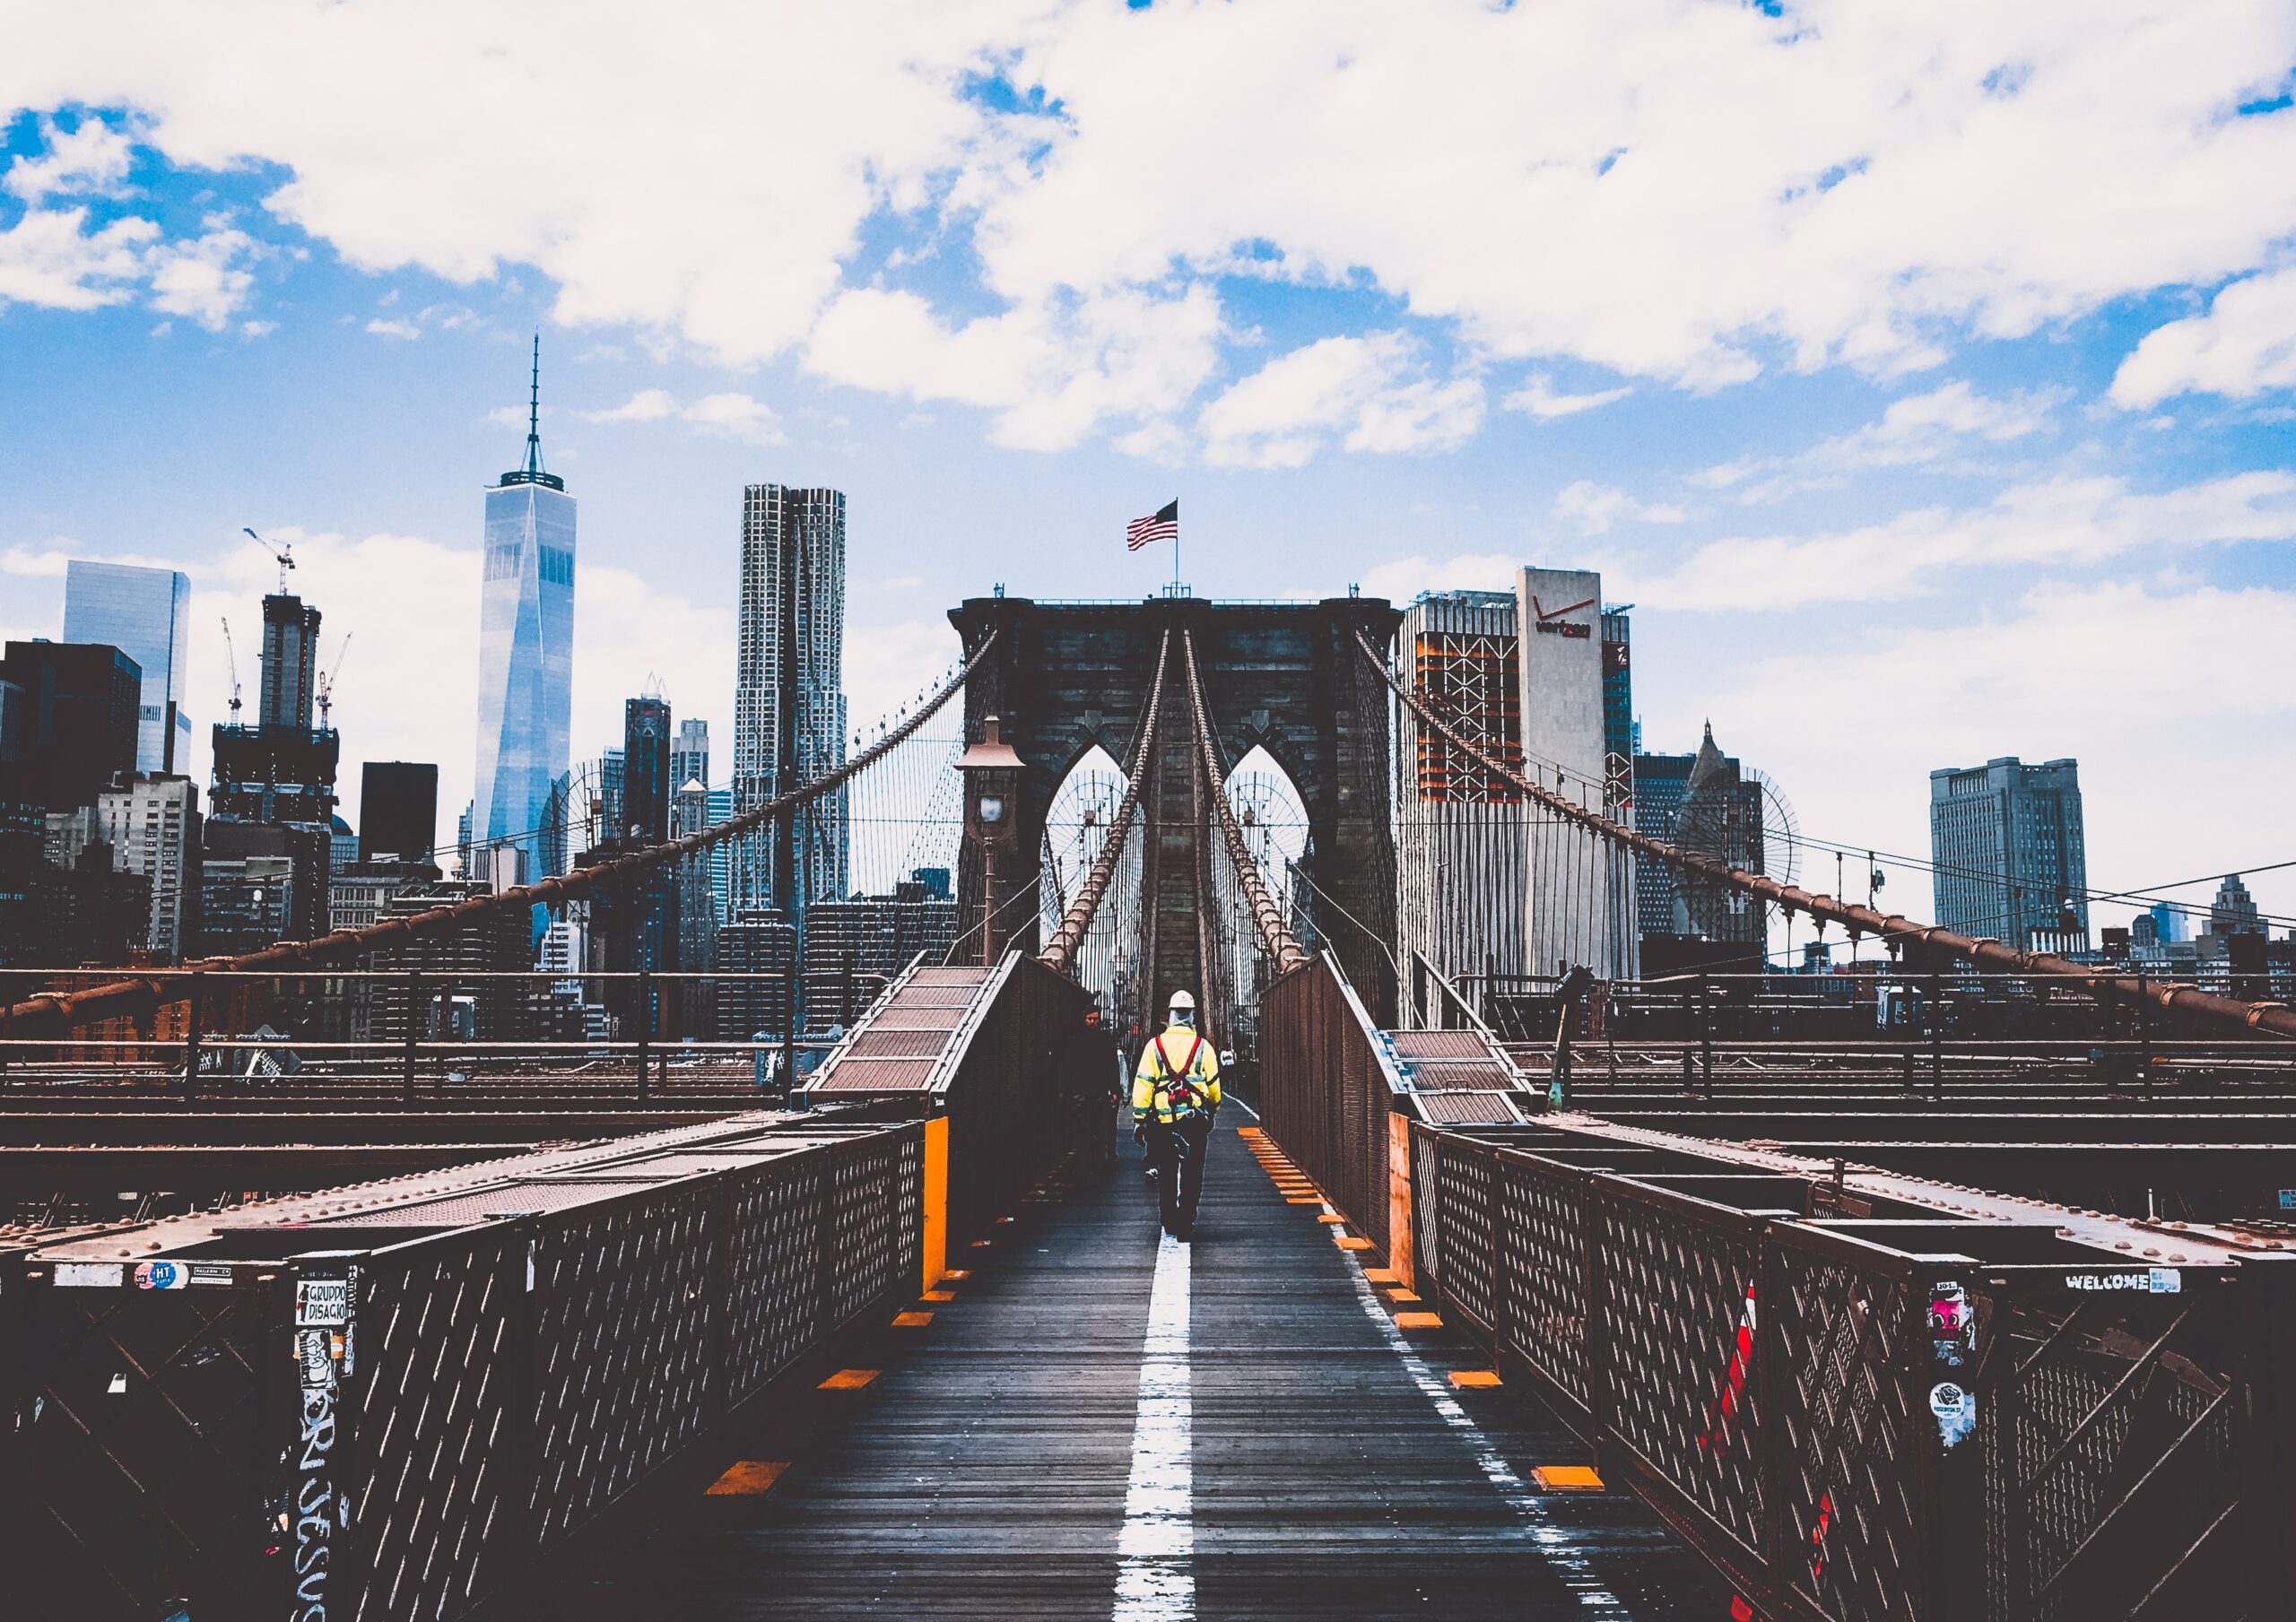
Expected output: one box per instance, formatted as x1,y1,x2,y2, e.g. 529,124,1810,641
1410,1123,1443,1295
827,1131,920,1324
1437,1141,1497,1335
352,1233,523,1622
1770,1242,1922,1622
1492,1151,1590,1412
528,1184,724,1541
723,1156,831,1406
1597,1188,1767,1554
1999,1297,2239,1621
22,1282,270,1619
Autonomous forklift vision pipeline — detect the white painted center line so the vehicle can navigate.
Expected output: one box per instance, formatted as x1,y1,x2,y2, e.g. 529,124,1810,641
1338,1221,1629,1616
1113,1230,1194,1621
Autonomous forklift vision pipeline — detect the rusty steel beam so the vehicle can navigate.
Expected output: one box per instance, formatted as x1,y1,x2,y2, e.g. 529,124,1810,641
0,1142,515,1195
1182,627,1309,974
1358,629,2296,1045
1039,626,1170,975
5,630,998,1037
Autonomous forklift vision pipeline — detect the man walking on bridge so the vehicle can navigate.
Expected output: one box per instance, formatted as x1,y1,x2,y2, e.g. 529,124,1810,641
1132,989,1222,1240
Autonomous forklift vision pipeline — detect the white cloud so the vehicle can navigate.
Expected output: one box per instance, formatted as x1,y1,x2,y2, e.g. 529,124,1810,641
1554,480,1688,535
0,206,154,310
805,284,1222,451
8,4,2285,452
1609,470,2296,611
2112,265,2296,407
680,391,784,445
1502,373,1632,420
3,117,133,204
578,387,677,423
1697,379,2066,499
364,317,419,340
1200,332,1482,468
146,225,256,328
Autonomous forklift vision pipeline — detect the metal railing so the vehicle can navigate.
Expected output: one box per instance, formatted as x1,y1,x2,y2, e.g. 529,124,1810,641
1405,1122,2296,1620
5,1115,926,1622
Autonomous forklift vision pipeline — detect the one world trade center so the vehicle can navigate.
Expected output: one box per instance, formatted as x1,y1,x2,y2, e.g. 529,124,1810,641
473,336,575,887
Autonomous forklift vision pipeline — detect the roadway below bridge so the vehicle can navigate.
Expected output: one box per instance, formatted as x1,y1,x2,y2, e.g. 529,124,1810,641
512,1115,1724,1620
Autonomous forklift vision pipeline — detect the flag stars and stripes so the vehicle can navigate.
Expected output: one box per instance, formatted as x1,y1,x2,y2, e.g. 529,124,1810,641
1126,499,1178,551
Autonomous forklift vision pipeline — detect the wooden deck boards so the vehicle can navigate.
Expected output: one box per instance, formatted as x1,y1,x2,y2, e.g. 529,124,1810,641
516,1118,1726,1619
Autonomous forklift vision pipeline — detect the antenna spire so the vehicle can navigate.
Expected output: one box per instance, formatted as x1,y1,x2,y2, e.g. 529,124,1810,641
523,332,545,478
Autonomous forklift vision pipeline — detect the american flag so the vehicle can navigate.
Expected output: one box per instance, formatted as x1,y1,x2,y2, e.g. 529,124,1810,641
1126,499,1178,551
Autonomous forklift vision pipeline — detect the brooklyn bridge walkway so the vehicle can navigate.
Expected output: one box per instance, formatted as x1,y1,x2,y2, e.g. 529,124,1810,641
518,1115,1724,1620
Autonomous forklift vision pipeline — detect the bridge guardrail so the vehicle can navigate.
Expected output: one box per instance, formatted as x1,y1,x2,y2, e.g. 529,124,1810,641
1405,1121,2296,1621
7,1119,924,1622
1257,951,1406,1256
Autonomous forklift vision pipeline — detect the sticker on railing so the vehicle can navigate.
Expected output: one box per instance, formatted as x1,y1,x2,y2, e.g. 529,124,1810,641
133,1260,187,1290
1928,1380,1976,1449
296,1278,351,1326
1928,1280,1971,1370
1697,1283,1757,1452
2063,1269,2179,1294
55,1262,124,1288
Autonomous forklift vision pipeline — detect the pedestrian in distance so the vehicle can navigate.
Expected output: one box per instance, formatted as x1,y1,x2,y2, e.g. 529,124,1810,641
1132,989,1222,1240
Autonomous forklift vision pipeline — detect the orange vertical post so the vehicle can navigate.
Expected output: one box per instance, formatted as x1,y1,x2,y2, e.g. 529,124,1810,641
1388,1111,1415,1292
921,1115,950,1294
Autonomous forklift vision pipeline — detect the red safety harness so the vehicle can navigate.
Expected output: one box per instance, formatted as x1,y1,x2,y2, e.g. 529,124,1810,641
1152,1031,1209,1119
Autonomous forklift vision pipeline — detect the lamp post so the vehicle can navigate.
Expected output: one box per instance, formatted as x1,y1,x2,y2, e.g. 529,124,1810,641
959,714,1024,963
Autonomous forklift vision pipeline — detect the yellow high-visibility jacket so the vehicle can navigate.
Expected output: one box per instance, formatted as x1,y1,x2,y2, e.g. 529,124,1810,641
1132,1023,1222,1123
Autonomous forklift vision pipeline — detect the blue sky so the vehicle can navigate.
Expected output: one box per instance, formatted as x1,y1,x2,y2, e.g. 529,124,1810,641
3,1,2294,934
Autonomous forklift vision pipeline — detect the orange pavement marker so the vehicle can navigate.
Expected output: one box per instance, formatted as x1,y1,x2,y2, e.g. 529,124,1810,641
1286,1197,1324,1205
1394,1311,1442,1329
1335,1236,1373,1251
705,1461,788,1496
892,1311,934,1328
921,1289,955,1303
941,1270,971,1282
1449,1370,1502,1389
1533,1466,1605,1491
1318,1213,1346,1224
1387,1289,1422,1304
1363,1269,1398,1284
819,1369,880,1391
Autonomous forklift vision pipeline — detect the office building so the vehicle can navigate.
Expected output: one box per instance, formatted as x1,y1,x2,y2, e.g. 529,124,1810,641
800,875,958,1031
2205,873,2262,939
208,580,339,942
360,762,439,863
94,775,202,960
63,560,192,774
1392,591,1528,987
674,775,718,988
1928,757,2089,955
622,696,671,844
671,719,709,802
1669,724,1768,949
1631,751,1695,940
473,337,576,883
1516,568,1634,979
362,880,535,1042
731,484,848,922
708,785,735,924
199,854,298,956
0,640,142,811
714,909,796,1042
599,749,624,848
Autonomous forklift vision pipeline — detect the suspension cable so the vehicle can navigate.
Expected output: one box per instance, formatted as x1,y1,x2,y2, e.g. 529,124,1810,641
1182,628,1309,974
9,629,1002,1036
1039,626,1171,974
1356,628,2296,1043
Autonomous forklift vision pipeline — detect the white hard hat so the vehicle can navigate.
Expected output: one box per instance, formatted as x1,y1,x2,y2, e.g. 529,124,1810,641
1169,989,1196,1011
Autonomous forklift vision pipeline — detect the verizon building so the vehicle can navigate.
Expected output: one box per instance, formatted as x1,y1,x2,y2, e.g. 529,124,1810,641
1517,567,1635,980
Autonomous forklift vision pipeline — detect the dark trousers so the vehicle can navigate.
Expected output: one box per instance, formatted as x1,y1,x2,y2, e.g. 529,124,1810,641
1145,1116,1212,1234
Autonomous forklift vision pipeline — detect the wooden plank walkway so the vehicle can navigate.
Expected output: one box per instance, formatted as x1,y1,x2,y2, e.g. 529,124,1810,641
517,1113,1728,1619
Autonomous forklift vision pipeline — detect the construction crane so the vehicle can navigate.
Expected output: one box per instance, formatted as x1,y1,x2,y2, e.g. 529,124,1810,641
220,617,243,719
316,632,352,730
243,525,294,592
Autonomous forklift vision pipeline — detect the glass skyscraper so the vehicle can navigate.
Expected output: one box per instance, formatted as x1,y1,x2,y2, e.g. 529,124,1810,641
62,559,192,774
1929,756,2089,954
473,338,576,884
732,484,848,923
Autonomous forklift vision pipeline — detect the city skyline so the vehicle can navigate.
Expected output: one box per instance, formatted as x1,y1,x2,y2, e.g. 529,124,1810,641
4,8,2293,935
